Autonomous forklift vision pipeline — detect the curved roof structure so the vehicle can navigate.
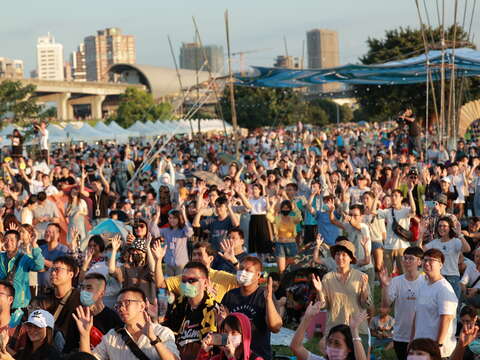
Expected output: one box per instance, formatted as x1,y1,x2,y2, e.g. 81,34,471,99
108,64,215,98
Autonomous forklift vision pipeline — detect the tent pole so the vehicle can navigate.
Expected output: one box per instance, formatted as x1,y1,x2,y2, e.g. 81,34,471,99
167,35,195,137
224,10,240,157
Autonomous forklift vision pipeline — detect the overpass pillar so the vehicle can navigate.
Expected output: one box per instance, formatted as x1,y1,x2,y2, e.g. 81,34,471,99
91,95,106,119
56,92,71,120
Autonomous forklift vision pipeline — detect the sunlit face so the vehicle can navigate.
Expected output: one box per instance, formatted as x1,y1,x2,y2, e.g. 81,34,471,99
115,291,145,324
437,220,450,238
192,247,214,267
50,261,74,287
168,214,179,227
25,323,47,343
4,233,18,253
325,331,350,352
334,251,352,267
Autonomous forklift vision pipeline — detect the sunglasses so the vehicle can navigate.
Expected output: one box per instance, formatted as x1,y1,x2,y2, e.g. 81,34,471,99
181,277,202,284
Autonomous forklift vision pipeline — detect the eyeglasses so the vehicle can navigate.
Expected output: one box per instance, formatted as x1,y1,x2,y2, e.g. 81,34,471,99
181,277,201,284
402,255,419,262
134,224,146,229
422,257,441,264
114,299,143,310
51,267,69,273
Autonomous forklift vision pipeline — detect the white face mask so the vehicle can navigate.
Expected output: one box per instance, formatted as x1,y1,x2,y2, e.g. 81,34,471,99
236,270,255,286
326,346,348,360
228,334,242,348
407,356,429,360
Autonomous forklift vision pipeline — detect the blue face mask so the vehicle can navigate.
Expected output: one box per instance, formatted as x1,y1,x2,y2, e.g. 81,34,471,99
180,282,198,298
469,339,480,354
80,290,95,307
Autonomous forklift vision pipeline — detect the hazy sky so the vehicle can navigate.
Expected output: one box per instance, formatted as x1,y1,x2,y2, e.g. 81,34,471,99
1,0,479,75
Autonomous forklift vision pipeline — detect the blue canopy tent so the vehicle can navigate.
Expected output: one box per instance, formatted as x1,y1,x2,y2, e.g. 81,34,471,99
239,48,480,87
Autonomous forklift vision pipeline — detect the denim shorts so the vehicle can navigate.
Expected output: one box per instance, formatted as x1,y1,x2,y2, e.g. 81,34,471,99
274,242,298,258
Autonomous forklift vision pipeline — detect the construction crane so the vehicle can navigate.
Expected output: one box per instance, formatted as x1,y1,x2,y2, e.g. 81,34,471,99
232,48,272,76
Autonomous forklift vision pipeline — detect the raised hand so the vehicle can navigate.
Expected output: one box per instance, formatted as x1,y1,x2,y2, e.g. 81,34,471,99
151,240,166,260
458,321,479,347
111,234,122,252
312,274,323,294
303,301,323,319
218,239,236,263
127,232,136,244
141,311,156,341
378,267,391,288
145,298,159,323
264,277,274,300
72,306,93,337
84,246,94,265
315,233,324,248
349,310,368,331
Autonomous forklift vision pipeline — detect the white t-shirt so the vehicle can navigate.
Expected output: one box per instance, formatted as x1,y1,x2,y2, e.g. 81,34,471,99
460,261,480,289
93,323,179,360
40,129,49,150
425,238,463,276
377,207,412,250
343,222,373,271
414,278,458,357
388,274,427,342
249,197,267,215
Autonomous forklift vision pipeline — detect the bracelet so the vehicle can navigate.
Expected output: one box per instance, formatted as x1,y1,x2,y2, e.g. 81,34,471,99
352,337,362,342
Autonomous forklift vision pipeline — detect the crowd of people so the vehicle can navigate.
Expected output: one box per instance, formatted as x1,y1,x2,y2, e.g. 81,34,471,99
0,112,479,360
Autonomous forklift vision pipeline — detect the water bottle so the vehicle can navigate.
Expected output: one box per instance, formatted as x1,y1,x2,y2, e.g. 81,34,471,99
157,289,169,318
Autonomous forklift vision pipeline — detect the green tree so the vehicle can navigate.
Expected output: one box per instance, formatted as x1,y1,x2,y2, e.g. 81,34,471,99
0,80,42,123
220,86,310,129
113,87,173,128
354,25,480,122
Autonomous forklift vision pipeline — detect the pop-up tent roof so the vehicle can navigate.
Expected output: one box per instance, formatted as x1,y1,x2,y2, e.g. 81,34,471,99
108,121,139,137
241,48,480,87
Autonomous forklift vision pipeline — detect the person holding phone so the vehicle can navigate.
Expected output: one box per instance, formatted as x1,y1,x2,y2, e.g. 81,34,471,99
197,312,263,360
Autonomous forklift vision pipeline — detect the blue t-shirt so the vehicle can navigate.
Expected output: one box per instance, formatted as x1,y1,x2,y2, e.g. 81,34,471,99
38,243,69,287
316,211,341,246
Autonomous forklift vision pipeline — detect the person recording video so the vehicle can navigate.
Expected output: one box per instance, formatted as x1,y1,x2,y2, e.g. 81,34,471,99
398,108,421,155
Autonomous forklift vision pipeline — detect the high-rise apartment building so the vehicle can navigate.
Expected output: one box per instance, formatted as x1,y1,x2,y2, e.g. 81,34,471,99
0,57,24,78
84,27,135,82
179,43,224,74
36,33,64,81
306,29,340,92
273,55,300,69
71,43,87,81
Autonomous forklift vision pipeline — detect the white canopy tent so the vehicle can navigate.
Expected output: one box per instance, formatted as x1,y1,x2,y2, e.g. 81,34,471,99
108,121,139,138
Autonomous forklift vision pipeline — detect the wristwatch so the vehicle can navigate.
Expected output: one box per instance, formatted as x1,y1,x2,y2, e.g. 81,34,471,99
150,336,161,346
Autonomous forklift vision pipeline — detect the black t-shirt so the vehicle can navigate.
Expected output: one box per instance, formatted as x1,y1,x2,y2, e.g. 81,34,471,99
47,288,82,339
62,305,123,353
164,294,220,360
407,117,421,137
89,190,113,219
222,287,271,360
15,342,62,360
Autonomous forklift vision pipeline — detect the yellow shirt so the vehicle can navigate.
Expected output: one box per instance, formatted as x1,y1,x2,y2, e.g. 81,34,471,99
166,268,238,302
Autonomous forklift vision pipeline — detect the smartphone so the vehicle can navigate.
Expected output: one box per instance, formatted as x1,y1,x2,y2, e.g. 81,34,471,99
211,333,228,346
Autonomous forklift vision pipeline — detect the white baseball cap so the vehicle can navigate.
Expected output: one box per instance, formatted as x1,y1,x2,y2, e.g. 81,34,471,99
26,310,54,329
441,176,452,184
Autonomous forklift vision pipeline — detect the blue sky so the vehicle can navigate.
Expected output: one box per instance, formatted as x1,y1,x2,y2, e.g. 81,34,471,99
1,0,478,75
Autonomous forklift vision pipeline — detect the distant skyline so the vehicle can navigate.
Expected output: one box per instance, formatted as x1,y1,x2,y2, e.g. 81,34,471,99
1,0,479,76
